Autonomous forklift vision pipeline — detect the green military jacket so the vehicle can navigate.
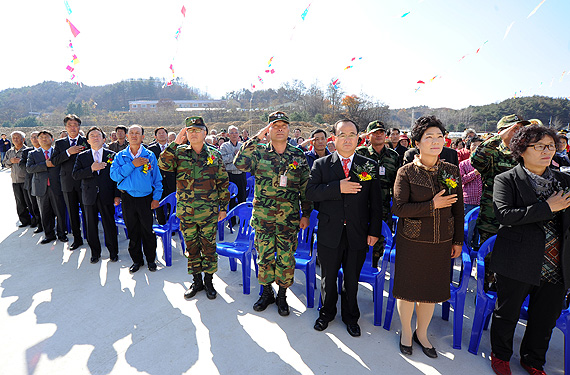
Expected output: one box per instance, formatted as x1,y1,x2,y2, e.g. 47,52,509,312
356,144,400,219
158,141,230,221
234,136,313,231
470,135,517,234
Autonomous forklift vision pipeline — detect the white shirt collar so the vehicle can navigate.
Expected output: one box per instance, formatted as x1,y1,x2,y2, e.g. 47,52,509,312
336,151,354,163
129,146,143,159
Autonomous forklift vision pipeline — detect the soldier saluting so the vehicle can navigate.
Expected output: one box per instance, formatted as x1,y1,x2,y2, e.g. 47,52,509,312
159,116,230,300
234,111,313,316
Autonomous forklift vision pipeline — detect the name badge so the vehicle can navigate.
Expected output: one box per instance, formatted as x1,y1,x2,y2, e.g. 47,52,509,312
279,175,287,187
379,166,386,176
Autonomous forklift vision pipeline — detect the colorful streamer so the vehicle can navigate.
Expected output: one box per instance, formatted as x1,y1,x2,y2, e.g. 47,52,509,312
66,18,80,37
64,1,72,15
181,5,186,17
301,3,312,20
503,21,515,40
527,0,546,18
401,12,411,18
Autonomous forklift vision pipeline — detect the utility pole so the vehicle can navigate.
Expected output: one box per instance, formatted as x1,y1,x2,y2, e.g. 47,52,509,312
411,109,415,128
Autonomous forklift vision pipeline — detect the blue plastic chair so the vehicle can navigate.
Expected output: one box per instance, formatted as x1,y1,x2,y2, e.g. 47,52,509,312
464,206,480,262
383,228,473,349
218,182,239,241
216,202,256,294
245,176,255,203
336,220,394,326
294,210,319,308
555,307,570,374
114,203,129,238
153,192,185,267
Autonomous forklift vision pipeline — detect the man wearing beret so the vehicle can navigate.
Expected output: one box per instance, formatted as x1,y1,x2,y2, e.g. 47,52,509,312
159,116,230,299
356,120,400,266
234,111,313,315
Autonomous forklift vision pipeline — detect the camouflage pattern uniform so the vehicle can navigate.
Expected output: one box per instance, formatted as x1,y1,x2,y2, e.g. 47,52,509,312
356,144,400,265
470,135,517,243
234,136,313,288
158,141,230,275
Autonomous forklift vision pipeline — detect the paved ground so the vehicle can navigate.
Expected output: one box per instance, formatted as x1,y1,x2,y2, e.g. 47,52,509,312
0,168,565,375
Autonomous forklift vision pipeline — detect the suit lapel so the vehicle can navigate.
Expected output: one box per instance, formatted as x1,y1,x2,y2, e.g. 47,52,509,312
330,152,347,180
513,164,540,206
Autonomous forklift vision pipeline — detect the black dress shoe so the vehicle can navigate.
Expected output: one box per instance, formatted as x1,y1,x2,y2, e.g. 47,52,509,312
30,222,38,228
109,255,119,262
129,263,143,273
90,257,100,264
19,223,30,228
58,235,69,242
34,227,43,234
346,323,361,337
148,262,157,272
314,318,329,331
70,240,83,250
40,237,56,244
413,331,437,358
400,337,413,355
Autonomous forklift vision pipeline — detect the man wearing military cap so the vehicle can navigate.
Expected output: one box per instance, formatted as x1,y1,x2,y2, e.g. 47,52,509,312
471,114,529,287
356,120,400,266
159,116,230,299
234,111,313,315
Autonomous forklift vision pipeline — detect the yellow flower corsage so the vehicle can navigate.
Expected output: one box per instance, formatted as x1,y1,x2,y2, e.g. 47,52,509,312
207,154,216,165
142,163,151,174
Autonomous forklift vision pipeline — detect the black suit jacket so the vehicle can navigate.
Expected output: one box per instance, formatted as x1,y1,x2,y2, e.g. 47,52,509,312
19,146,34,190
26,148,62,197
148,142,176,196
403,146,459,166
492,164,570,289
72,149,120,206
52,136,89,192
306,152,383,251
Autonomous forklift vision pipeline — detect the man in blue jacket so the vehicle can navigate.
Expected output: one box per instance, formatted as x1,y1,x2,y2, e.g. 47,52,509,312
110,125,162,273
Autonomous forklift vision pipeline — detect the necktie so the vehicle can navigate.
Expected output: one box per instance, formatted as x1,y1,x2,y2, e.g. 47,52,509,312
44,150,50,186
342,158,350,178
70,138,76,147
95,150,100,174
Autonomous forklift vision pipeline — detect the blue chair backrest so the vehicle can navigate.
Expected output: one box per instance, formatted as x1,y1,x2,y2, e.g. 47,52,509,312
464,206,480,240
246,176,255,200
228,202,254,242
158,192,177,230
296,210,319,256
362,220,394,271
476,235,497,299
228,182,238,199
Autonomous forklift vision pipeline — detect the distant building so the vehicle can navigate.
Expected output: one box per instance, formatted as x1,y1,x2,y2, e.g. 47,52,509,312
128,99,225,112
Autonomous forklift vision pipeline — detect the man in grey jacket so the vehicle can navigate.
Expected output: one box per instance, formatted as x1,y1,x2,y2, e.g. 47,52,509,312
220,125,246,215
5,131,32,227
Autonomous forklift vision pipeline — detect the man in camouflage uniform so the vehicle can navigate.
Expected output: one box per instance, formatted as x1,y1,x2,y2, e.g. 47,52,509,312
471,114,529,289
234,111,313,316
158,116,230,300
356,120,400,266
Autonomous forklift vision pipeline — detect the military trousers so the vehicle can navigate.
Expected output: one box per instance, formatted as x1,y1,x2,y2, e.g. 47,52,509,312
254,224,298,288
181,217,218,274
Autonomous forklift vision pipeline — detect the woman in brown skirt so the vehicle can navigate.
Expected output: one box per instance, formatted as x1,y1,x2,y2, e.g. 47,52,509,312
392,116,464,358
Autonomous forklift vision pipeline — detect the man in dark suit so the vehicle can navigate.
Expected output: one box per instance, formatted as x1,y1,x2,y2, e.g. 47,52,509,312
306,119,383,337
403,145,459,166
26,130,68,244
19,131,43,232
72,127,120,264
52,114,89,250
147,126,175,225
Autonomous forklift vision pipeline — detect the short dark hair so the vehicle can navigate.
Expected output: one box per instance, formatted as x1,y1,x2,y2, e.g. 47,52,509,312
451,138,464,148
294,128,302,132
465,136,483,149
410,116,446,143
154,126,167,136
332,119,359,135
509,124,559,164
64,114,81,126
38,130,53,138
310,129,327,138
86,126,106,140
115,125,128,133
388,128,400,136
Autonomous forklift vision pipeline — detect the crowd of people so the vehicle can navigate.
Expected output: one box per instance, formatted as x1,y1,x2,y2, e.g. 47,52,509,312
3,110,569,375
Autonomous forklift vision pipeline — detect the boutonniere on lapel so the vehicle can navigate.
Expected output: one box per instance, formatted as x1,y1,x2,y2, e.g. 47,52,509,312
353,161,376,181
106,154,114,164
207,153,216,165
142,162,152,174
440,170,458,194
286,160,299,173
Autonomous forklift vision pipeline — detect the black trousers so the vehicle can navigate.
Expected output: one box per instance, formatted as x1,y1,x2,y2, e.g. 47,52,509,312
228,172,247,207
84,198,118,259
491,273,566,370
121,192,156,264
37,187,67,239
63,187,84,239
25,187,41,227
318,227,367,325
12,183,31,225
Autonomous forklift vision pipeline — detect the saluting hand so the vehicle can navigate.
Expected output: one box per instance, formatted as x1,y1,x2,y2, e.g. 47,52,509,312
433,190,457,209
175,128,188,145
340,177,362,194
255,123,272,139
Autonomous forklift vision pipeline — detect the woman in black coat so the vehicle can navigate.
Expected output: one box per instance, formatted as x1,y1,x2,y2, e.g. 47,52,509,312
490,125,570,375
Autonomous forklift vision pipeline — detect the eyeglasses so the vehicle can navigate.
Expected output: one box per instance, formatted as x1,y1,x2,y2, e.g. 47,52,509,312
529,144,556,151
337,134,358,140
186,128,203,133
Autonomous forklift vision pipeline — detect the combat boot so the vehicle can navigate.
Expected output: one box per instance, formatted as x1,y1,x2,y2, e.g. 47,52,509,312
276,286,290,316
203,273,217,300
253,284,275,311
184,273,204,299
